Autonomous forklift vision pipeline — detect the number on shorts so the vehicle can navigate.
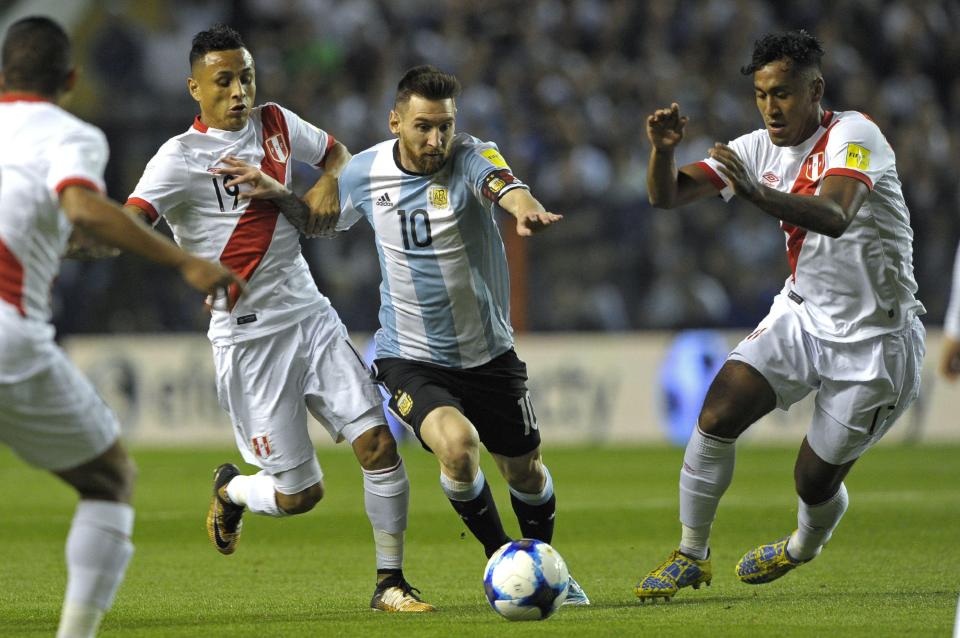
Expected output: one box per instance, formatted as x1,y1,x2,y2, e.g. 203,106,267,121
517,391,538,436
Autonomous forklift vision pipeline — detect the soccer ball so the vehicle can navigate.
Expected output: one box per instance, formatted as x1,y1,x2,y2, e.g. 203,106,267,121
483,539,570,621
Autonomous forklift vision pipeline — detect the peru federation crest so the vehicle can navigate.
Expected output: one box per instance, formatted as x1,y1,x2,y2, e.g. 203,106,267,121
265,134,289,163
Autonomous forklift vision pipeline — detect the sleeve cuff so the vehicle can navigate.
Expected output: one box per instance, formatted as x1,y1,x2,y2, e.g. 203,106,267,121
824,168,873,190
55,177,101,195
125,197,160,224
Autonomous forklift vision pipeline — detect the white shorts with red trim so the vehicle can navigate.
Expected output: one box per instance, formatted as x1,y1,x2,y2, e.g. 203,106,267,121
0,347,120,471
213,307,385,475
729,293,925,464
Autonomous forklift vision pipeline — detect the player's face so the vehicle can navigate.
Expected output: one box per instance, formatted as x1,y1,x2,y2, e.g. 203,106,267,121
753,59,823,147
188,48,256,131
390,95,456,174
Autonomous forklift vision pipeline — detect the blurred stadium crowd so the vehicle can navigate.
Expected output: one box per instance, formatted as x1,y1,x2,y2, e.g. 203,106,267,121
32,0,960,335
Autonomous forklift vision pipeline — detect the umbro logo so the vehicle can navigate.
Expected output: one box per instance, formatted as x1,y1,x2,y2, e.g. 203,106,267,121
376,193,392,206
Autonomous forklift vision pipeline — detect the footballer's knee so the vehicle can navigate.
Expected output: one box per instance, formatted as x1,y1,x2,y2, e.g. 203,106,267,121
698,361,776,439
352,424,400,471
421,407,481,479
56,440,137,503
276,482,325,515
794,438,854,504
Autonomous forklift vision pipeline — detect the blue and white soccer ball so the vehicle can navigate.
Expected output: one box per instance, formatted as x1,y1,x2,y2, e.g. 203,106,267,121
483,539,570,621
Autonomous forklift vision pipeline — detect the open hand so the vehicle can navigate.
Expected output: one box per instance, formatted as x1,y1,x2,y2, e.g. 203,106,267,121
516,210,563,236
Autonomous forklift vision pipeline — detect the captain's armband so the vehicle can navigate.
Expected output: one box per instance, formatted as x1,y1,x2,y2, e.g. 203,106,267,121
480,169,526,203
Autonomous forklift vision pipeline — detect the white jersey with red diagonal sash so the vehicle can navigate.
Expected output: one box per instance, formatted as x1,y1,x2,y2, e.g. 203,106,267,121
127,103,335,345
696,110,925,342
0,94,109,382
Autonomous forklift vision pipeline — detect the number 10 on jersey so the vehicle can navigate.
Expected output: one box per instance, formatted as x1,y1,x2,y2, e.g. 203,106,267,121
397,208,433,249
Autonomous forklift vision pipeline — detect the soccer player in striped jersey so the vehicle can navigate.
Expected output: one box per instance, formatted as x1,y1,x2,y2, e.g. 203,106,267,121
338,65,589,605
0,17,242,638
635,30,926,600
124,25,433,612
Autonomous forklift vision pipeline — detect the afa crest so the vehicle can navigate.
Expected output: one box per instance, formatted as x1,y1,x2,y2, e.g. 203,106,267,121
397,391,414,417
429,187,449,209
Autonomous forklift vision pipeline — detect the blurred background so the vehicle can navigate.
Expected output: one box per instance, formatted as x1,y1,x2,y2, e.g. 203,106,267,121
3,0,958,337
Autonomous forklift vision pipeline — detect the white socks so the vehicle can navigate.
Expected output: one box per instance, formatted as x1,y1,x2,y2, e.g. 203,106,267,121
678,426,736,560
509,464,554,505
363,460,410,571
57,500,135,638
439,467,485,501
226,471,285,517
788,483,849,561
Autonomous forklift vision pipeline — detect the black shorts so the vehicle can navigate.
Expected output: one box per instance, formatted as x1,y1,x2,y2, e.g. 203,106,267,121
373,349,541,458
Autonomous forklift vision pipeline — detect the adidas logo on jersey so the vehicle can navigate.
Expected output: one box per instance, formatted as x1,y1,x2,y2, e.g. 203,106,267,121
376,193,392,207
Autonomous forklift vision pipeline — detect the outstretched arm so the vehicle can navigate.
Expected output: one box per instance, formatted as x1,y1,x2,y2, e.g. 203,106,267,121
497,188,562,237
62,185,243,296
708,143,867,238
646,102,720,209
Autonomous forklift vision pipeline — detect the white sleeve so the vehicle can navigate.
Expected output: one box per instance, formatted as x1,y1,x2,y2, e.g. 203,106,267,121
276,104,333,168
823,115,891,191
946,240,960,339
694,131,759,202
47,123,108,197
125,141,187,224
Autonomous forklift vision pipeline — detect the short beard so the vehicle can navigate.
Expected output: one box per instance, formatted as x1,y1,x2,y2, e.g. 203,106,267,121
415,153,447,174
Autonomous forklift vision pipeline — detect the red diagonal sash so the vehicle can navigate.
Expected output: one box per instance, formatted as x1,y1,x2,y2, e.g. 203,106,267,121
219,105,289,308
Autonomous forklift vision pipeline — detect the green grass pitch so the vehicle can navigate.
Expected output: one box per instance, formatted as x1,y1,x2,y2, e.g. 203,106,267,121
1,443,957,637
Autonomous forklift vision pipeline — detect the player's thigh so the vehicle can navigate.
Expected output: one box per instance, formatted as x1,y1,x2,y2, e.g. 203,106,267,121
0,348,120,473
726,294,819,417
300,311,385,443
460,350,541,458
213,326,314,474
373,357,465,454
809,318,925,465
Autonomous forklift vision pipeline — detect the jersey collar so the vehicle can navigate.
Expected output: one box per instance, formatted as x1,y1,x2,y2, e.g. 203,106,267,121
0,91,53,104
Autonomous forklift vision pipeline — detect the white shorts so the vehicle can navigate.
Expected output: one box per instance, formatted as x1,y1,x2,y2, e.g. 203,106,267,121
729,294,925,464
213,309,385,476
0,347,120,471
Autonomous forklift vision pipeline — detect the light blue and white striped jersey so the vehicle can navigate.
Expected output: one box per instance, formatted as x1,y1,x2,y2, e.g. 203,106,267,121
338,133,528,368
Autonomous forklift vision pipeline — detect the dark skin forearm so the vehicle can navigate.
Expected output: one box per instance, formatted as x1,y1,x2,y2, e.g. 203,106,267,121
708,142,868,238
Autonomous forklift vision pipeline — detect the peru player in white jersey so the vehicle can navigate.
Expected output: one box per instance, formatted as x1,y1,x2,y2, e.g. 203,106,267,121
124,25,432,612
0,17,241,638
636,30,926,601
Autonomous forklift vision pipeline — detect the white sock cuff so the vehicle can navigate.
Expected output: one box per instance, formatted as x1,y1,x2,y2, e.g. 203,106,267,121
363,459,409,498
440,468,485,502
74,500,134,536
692,424,737,450
811,482,849,510
247,472,284,517
509,464,554,506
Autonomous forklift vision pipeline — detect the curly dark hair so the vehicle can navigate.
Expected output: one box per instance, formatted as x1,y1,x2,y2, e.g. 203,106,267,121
740,29,824,76
395,65,461,107
2,16,71,96
189,24,245,67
